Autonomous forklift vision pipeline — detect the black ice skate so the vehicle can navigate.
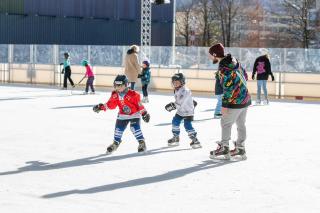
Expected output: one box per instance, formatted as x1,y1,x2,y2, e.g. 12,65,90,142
209,143,230,160
168,136,180,146
138,140,147,153
106,141,120,155
230,142,247,160
190,137,202,149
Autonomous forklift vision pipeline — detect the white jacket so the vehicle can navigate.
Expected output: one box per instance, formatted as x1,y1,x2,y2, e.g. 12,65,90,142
174,86,194,117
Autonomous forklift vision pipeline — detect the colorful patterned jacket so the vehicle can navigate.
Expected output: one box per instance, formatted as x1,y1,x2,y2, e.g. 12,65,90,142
218,54,251,109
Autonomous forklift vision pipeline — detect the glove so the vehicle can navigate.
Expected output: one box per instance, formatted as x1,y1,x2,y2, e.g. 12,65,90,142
138,74,142,78
141,111,150,123
271,75,275,81
252,75,255,80
165,102,176,112
60,63,64,66
61,69,64,74
93,103,106,113
193,100,198,108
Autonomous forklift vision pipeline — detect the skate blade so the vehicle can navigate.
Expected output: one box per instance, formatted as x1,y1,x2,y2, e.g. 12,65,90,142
191,144,202,149
231,155,247,161
138,149,147,154
209,154,230,160
168,142,179,147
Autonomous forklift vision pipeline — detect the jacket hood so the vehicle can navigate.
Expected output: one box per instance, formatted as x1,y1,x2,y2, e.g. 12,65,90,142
219,54,239,70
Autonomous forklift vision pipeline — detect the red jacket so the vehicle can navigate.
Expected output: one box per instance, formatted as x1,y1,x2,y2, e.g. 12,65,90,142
106,90,145,116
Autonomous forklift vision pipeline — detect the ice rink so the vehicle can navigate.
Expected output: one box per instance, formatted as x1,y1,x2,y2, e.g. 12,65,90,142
1,85,320,213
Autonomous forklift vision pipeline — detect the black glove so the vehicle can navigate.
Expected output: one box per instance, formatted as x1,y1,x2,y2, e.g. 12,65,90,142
271,75,275,81
165,102,176,112
193,100,198,108
138,74,142,78
60,63,64,65
142,111,150,123
93,103,106,113
61,69,64,74
252,75,255,80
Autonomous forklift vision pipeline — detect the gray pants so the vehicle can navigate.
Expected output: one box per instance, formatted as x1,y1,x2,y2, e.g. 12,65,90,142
221,107,248,146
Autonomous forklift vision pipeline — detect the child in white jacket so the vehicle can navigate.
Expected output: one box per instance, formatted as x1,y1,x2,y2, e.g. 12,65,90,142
165,73,201,149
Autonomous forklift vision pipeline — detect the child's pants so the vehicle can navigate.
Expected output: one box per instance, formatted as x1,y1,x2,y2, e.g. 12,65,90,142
215,94,222,115
220,107,248,146
142,84,148,97
172,114,197,139
114,118,144,143
85,76,95,93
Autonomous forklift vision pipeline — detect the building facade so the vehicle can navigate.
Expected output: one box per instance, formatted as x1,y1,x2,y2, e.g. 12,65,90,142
0,0,174,45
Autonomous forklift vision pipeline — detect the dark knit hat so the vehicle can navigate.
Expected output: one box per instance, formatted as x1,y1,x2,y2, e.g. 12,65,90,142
142,60,150,67
209,43,225,58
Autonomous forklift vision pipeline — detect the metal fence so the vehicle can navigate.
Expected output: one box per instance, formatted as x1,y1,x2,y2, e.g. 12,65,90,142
0,44,320,72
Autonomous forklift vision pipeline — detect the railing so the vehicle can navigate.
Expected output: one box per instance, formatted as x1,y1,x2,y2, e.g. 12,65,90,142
0,44,320,72
1,44,320,98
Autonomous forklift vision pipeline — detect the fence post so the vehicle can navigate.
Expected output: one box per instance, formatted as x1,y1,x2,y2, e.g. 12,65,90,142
8,44,13,83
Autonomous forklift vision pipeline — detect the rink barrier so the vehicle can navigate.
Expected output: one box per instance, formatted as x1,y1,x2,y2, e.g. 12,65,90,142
0,63,320,99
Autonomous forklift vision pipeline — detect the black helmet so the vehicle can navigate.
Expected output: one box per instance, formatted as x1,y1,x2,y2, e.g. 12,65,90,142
114,75,128,86
64,52,69,57
171,73,185,85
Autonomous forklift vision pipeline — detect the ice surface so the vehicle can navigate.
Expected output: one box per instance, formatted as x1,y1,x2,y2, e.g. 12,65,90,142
0,85,320,213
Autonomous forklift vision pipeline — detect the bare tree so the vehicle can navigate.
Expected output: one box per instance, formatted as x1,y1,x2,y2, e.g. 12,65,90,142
196,0,213,46
211,0,240,47
241,0,265,47
282,0,317,48
175,0,196,46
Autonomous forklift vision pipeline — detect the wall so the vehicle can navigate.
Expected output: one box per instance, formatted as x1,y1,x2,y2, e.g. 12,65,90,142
1,64,320,98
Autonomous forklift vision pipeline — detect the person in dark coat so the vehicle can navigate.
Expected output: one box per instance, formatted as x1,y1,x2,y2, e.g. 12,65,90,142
61,52,75,89
252,49,275,104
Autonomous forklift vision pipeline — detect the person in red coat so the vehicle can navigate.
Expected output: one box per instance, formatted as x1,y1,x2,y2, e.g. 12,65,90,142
93,75,150,154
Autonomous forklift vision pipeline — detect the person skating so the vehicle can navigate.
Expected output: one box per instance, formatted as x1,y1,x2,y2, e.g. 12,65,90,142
138,60,151,103
81,60,95,95
208,43,251,160
93,75,150,154
61,52,75,89
165,73,201,149
252,48,274,105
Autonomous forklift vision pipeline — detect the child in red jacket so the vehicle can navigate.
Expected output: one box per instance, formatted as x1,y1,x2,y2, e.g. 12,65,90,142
93,75,150,154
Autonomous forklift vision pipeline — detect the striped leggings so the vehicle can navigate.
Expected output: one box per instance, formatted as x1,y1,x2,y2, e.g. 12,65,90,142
113,118,144,143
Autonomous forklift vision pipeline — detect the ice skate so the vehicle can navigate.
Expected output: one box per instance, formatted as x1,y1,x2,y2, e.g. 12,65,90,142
190,137,202,149
255,100,261,105
142,97,149,103
230,141,247,160
83,92,88,95
263,99,269,105
90,92,95,95
168,136,179,147
214,113,222,119
106,141,120,155
209,142,230,160
138,140,147,153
